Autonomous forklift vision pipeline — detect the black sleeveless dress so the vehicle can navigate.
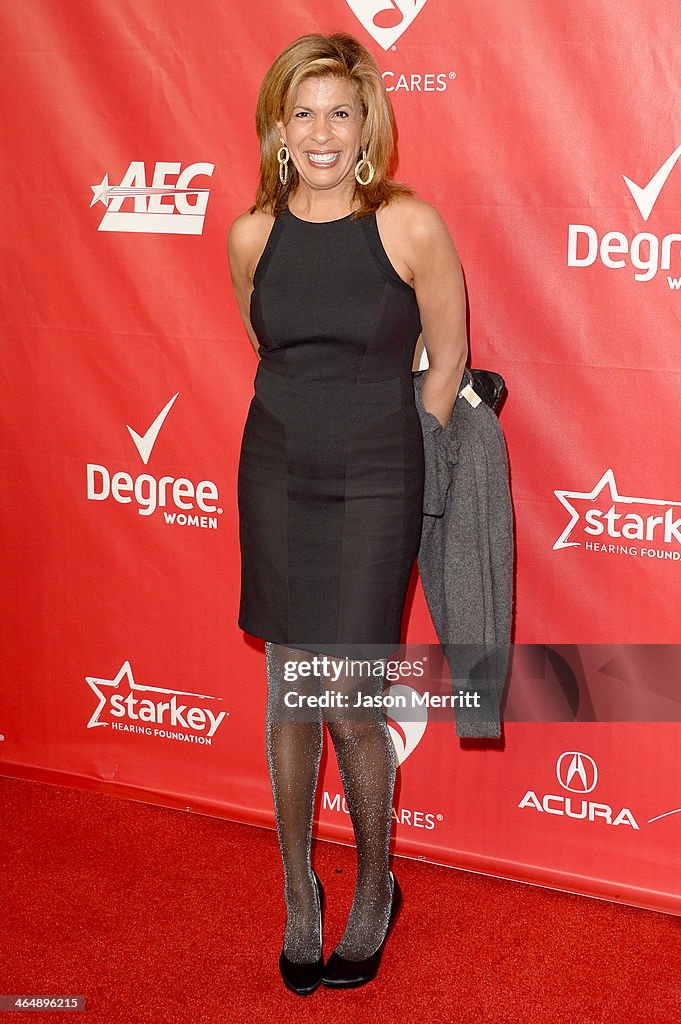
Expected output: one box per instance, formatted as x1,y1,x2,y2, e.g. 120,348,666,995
237,207,425,657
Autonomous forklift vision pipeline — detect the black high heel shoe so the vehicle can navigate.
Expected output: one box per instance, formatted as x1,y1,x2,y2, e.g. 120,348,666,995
278,870,325,997
321,870,402,989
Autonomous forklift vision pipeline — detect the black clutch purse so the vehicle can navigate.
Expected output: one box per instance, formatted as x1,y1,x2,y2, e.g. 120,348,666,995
465,368,506,412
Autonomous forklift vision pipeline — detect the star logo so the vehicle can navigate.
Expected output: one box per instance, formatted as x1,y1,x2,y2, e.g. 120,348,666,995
90,173,113,207
553,469,681,550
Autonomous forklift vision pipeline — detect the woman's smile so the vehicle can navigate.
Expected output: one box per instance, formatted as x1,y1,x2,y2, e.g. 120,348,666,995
305,150,342,167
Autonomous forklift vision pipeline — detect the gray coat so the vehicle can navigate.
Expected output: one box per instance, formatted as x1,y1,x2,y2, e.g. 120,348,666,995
413,368,514,739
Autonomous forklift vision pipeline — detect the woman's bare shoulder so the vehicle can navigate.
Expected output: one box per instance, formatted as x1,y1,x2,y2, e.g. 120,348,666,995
228,207,275,271
377,196,457,277
380,194,450,242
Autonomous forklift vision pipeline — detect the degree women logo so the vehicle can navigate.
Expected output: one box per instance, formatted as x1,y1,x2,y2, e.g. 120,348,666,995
567,143,681,287
85,393,223,529
345,0,429,49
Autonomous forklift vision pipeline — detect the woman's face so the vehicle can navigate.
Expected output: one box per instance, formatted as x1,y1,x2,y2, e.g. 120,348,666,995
279,76,364,196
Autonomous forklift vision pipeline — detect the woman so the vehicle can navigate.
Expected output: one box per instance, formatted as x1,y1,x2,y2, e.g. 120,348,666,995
228,32,467,994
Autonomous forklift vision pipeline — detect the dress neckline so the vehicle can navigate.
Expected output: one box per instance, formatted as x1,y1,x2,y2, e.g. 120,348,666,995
284,207,358,225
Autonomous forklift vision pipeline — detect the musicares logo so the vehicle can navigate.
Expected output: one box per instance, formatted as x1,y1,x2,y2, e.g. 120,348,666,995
323,683,442,830
346,0,429,49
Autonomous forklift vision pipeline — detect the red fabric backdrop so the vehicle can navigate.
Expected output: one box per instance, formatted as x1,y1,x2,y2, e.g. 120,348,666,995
2,0,680,914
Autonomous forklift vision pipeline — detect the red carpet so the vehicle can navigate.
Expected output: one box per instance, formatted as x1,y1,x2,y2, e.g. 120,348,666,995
1,775,680,1023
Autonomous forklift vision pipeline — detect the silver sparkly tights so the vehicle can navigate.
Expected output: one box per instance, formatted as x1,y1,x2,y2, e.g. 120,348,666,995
264,641,396,964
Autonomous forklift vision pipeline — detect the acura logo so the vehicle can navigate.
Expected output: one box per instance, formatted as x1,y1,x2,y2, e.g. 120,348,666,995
556,751,598,794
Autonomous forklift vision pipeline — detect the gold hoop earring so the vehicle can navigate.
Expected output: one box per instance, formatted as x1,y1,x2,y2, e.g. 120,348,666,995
277,138,290,186
354,149,375,186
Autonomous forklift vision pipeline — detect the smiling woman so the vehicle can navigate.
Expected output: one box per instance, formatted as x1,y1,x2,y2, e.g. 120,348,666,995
250,32,413,222
227,31,467,997
282,77,363,190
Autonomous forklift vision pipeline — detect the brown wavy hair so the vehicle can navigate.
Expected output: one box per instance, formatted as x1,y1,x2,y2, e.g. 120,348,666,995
252,32,412,219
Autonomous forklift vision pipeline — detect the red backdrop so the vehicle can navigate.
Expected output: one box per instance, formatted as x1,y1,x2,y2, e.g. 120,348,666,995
2,0,680,915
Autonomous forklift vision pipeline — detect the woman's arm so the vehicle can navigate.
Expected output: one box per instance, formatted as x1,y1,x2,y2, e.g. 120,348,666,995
384,198,468,427
227,210,274,357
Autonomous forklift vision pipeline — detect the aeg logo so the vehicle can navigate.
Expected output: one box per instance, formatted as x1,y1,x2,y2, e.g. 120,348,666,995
518,751,639,829
346,0,429,49
553,469,681,562
90,161,214,234
568,144,681,287
86,393,223,529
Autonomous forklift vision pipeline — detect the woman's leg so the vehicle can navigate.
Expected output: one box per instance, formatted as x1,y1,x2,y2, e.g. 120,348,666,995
321,655,396,960
265,641,323,963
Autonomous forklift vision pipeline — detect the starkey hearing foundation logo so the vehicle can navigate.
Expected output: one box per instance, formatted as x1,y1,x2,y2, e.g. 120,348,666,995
85,660,228,744
568,143,681,287
86,393,223,528
553,469,681,563
346,0,429,49
90,161,214,234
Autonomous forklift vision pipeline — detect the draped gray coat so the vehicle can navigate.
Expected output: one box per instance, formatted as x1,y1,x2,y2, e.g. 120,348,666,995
413,368,514,738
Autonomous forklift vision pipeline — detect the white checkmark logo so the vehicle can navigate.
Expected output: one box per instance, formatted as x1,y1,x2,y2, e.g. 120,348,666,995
622,143,681,221
126,393,179,465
